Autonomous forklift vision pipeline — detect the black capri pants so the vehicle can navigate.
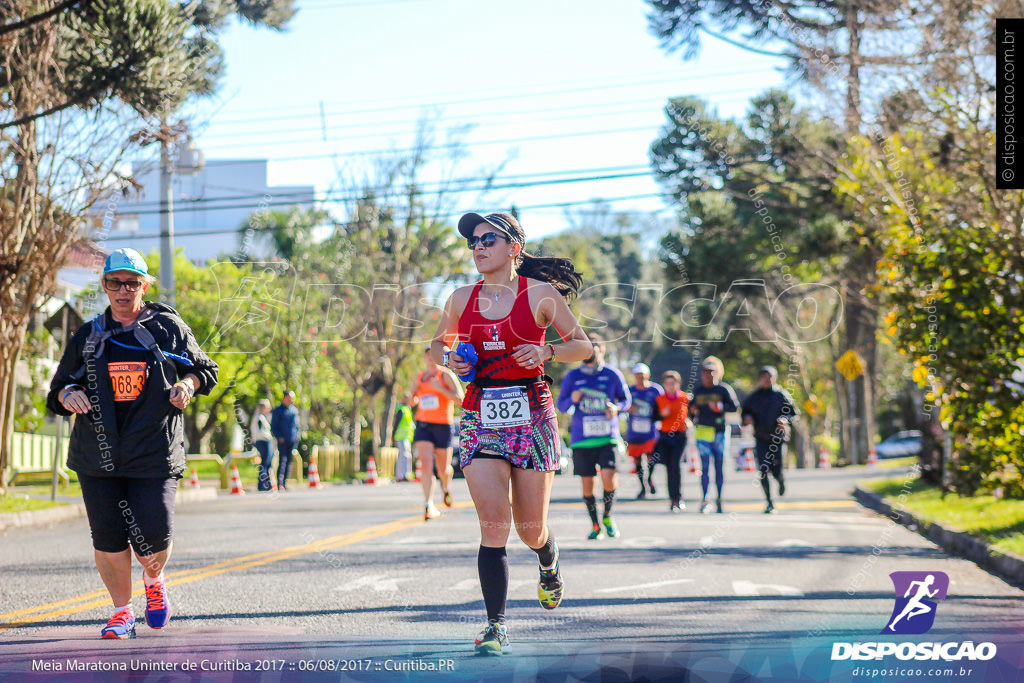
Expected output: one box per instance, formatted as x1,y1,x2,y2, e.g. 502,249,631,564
78,474,178,555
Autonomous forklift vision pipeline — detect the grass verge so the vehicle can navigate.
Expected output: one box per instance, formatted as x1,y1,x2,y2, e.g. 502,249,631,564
861,476,1024,557
0,495,67,514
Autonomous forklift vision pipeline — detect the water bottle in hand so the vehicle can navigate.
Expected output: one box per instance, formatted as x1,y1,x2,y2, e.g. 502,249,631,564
455,342,477,382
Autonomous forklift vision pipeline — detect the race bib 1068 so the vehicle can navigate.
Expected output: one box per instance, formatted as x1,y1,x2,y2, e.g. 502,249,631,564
481,388,530,428
109,361,146,401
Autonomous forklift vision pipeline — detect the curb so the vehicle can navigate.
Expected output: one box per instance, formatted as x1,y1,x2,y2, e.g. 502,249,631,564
0,503,86,530
853,485,1024,588
176,487,218,503
0,487,218,531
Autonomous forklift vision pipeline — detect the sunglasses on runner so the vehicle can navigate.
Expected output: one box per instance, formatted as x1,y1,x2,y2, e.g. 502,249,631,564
466,232,510,249
103,277,144,292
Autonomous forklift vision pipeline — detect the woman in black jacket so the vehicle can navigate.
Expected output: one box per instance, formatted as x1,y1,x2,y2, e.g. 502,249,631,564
47,248,218,639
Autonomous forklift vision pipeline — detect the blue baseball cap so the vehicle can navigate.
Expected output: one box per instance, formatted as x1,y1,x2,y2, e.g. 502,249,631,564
104,248,148,276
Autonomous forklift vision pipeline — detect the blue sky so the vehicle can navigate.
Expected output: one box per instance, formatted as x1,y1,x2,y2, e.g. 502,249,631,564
185,0,788,238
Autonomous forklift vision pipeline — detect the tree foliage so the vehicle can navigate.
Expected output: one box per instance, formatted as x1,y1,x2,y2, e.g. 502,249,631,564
0,0,294,489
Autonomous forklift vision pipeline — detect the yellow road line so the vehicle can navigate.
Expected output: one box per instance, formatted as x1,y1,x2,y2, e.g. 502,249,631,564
0,512,431,631
548,499,858,511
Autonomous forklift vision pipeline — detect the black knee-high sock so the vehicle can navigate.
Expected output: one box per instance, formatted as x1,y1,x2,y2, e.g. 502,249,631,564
583,495,599,525
532,531,558,568
477,545,508,624
760,472,772,502
603,489,616,517
636,460,646,491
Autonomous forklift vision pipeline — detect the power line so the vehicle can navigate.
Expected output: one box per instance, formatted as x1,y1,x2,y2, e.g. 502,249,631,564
197,72,774,129
102,192,675,242
203,63,776,122
118,169,656,216
118,164,652,210
200,123,662,153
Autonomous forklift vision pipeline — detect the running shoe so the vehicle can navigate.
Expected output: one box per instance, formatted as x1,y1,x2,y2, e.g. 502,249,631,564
144,576,170,629
648,479,656,495
716,498,723,513
100,609,136,639
538,562,564,610
425,504,441,520
474,621,509,656
701,499,714,514
443,489,454,507
764,501,775,514
779,480,786,497
602,516,620,538
587,524,605,540
636,489,647,500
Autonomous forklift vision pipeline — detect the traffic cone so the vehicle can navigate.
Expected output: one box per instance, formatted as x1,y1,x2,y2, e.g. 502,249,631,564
867,447,878,468
308,459,323,489
188,468,201,490
365,455,379,485
818,446,831,470
414,456,422,482
229,463,245,495
743,448,756,472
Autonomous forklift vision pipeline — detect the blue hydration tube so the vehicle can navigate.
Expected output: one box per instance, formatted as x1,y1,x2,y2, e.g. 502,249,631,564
107,338,194,367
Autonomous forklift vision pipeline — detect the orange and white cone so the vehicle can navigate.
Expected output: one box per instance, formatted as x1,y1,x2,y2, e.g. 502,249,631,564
188,468,201,490
365,455,379,485
308,460,323,489
414,457,422,483
867,447,878,468
818,446,831,470
743,448,756,472
688,447,700,475
229,463,245,495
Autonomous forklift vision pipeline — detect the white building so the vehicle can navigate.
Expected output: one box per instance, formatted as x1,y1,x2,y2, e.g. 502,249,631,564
99,157,315,264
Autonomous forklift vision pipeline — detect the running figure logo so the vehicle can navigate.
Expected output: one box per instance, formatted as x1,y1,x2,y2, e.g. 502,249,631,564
482,323,505,351
882,571,949,634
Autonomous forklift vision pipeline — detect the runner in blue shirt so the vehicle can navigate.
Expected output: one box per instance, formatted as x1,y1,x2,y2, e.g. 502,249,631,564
624,363,663,500
556,334,631,539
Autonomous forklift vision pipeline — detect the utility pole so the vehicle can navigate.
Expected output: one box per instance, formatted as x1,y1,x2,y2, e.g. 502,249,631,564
159,117,176,309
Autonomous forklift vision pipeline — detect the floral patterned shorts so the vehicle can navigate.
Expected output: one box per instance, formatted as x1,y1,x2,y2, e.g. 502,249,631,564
459,382,561,472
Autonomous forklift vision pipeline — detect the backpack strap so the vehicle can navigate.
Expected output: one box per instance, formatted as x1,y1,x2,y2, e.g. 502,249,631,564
69,313,110,381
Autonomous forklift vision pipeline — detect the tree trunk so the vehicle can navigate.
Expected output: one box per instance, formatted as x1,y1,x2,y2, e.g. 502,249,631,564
845,4,862,132
381,380,398,447
0,336,23,490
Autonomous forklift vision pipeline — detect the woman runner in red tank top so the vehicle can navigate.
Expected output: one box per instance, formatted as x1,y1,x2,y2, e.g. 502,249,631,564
430,211,592,655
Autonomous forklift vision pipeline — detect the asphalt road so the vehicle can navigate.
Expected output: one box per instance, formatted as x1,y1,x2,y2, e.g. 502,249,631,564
1,463,1022,683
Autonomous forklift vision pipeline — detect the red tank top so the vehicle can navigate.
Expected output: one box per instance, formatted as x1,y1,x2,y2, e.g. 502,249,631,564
457,275,546,381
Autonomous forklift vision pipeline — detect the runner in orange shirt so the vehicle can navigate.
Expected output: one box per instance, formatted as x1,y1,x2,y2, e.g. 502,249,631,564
653,371,692,512
412,347,464,520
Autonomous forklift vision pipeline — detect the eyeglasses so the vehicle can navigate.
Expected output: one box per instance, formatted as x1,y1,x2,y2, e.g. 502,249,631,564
103,277,144,292
466,232,509,249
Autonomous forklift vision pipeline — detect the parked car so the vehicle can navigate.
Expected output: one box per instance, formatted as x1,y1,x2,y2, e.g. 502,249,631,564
875,430,923,458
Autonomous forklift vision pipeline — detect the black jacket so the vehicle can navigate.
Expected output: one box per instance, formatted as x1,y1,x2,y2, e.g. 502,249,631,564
741,385,798,442
47,302,218,479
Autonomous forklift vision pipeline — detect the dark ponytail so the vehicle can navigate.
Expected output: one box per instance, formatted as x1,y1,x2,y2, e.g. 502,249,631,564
516,252,584,303
483,212,584,302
